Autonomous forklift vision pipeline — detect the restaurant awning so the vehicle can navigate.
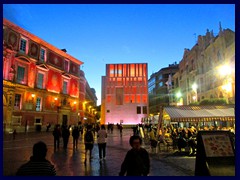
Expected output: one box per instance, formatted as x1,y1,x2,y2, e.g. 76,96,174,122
162,105,235,122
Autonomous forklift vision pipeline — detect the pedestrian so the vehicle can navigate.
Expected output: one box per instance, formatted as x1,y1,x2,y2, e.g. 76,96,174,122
52,125,61,150
16,141,56,176
72,126,80,149
13,129,17,140
119,123,123,137
97,125,107,161
46,123,51,132
119,135,150,176
110,124,114,134
84,125,94,164
62,125,70,150
149,129,158,153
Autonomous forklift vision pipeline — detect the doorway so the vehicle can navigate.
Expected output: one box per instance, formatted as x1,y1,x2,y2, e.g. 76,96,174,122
62,115,68,126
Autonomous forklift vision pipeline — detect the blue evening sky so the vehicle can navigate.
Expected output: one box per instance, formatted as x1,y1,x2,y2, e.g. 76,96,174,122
3,4,235,105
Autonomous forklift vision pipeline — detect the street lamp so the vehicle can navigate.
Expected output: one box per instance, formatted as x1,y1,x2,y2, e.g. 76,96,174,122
218,64,234,102
176,92,182,98
31,94,35,103
218,64,232,76
176,91,182,106
192,83,198,102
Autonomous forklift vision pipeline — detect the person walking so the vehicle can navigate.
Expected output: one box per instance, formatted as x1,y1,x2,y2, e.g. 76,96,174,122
149,128,158,153
97,125,107,161
16,141,56,176
52,125,61,150
12,129,17,140
72,126,80,149
62,125,70,150
84,125,94,165
119,123,123,137
119,135,150,176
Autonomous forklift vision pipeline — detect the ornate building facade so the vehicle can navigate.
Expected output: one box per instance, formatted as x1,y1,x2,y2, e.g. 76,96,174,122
101,63,148,125
172,24,235,105
79,70,98,124
3,18,83,132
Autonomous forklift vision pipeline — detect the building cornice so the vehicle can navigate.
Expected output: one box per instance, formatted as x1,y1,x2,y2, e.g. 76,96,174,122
3,18,83,66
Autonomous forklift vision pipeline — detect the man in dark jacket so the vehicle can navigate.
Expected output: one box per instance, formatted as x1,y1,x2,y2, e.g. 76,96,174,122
72,126,80,149
52,125,61,150
119,135,150,176
62,126,70,149
16,141,56,176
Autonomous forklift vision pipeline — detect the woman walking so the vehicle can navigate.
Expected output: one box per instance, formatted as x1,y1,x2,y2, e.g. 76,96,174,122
97,125,107,161
84,125,94,165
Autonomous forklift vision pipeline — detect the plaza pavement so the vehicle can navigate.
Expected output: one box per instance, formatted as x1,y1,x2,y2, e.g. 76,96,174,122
3,128,195,176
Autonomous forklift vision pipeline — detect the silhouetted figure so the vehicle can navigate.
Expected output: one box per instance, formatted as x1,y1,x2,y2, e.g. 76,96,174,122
62,126,70,149
119,135,150,176
84,125,94,164
46,123,51,132
119,124,123,137
13,129,17,140
72,126,80,149
52,125,61,150
16,141,56,176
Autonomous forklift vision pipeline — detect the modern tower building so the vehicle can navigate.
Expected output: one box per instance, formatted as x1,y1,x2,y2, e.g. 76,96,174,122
101,63,148,125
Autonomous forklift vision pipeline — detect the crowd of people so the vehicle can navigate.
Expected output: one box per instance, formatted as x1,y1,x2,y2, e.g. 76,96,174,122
15,121,235,176
16,122,150,176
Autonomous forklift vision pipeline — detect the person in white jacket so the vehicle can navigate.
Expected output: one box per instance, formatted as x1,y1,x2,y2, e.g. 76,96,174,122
97,125,108,161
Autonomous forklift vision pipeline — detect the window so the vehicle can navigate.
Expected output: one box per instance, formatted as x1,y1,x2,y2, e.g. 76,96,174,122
63,81,68,94
160,82,163,87
37,73,44,89
20,38,27,53
40,48,46,62
137,106,141,114
142,106,147,114
116,88,123,105
64,60,69,72
36,97,41,111
17,66,25,83
14,94,21,110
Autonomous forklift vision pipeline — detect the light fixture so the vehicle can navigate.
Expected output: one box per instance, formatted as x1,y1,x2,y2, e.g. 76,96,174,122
54,97,58,101
192,83,198,92
31,94,35,98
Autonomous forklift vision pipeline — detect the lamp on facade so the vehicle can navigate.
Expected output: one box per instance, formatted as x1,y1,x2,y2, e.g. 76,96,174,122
218,64,233,102
31,94,35,103
192,83,198,102
176,91,182,106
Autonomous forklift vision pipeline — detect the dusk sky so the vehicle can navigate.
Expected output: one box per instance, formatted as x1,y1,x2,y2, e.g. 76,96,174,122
3,4,235,105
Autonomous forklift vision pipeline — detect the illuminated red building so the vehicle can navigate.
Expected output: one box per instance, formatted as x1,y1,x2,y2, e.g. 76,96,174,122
3,18,83,132
101,63,148,125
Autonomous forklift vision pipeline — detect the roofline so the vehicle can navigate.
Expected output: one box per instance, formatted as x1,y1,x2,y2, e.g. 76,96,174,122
3,18,83,66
